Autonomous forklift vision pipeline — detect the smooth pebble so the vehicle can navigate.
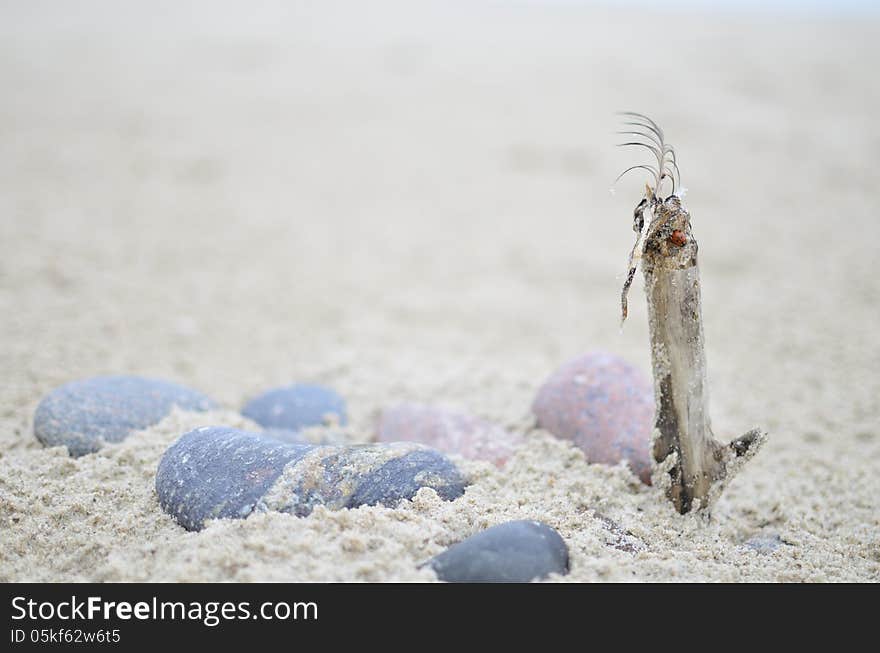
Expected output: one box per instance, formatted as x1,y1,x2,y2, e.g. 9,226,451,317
428,520,569,583
260,428,349,446
33,375,217,457
242,383,346,432
532,352,654,484
376,403,524,467
156,426,466,531
744,533,784,554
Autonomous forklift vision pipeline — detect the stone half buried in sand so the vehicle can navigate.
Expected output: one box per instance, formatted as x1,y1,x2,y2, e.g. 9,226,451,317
743,533,785,554
155,426,467,531
260,427,350,446
33,375,218,457
428,520,569,583
532,352,653,484
375,403,524,467
241,383,347,432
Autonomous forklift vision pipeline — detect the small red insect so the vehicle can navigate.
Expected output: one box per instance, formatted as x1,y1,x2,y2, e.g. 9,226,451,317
669,229,687,247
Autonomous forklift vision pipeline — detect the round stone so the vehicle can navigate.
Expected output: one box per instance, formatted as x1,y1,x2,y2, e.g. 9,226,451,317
156,426,312,531
532,352,654,484
260,428,348,446
241,384,347,432
428,520,569,583
156,426,466,531
33,375,218,457
376,403,524,467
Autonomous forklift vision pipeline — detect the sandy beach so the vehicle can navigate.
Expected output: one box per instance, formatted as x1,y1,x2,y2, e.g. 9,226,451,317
1,0,878,582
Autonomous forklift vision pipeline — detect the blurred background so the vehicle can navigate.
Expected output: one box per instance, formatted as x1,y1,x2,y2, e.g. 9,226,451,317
1,1,878,454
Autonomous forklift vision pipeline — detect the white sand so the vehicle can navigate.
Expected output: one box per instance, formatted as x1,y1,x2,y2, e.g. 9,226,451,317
1,0,878,582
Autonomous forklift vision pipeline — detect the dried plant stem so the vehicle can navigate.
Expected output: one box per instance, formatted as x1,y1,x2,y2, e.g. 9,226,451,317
616,113,766,514
642,197,765,513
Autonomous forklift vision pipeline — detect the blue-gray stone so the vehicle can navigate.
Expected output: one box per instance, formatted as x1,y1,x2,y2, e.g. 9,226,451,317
156,427,466,531
349,448,465,507
34,375,218,457
156,426,312,532
260,428,348,446
429,520,569,583
242,384,347,432
744,533,784,554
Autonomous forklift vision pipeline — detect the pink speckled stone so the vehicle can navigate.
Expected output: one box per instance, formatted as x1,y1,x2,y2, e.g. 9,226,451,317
376,403,523,468
532,352,654,484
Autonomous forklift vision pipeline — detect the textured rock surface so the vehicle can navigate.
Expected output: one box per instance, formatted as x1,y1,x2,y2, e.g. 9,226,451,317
156,426,466,531
33,376,217,457
429,520,569,583
156,426,311,531
376,403,524,467
242,384,347,432
532,352,654,484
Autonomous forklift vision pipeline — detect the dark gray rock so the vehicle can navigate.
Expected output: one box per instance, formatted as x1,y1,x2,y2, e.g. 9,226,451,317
264,442,468,519
260,428,312,444
156,426,312,531
242,383,347,432
349,448,465,507
156,427,466,531
429,520,569,583
260,427,348,446
34,375,218,457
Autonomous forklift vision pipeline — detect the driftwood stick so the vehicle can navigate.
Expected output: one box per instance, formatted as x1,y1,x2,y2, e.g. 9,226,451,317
617,114,766,514
642,196,765,513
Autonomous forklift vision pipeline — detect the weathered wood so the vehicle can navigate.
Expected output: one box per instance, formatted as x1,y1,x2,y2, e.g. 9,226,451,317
641,196,765,513
616,113,766,513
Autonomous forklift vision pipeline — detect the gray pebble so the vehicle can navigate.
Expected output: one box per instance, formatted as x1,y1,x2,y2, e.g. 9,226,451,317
242,383,347,432
744,533,784,554
347,447,465,509
261,427,349,446
34,375,217,457
156,426,466,531
155,426,312,531
429,520,569,583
